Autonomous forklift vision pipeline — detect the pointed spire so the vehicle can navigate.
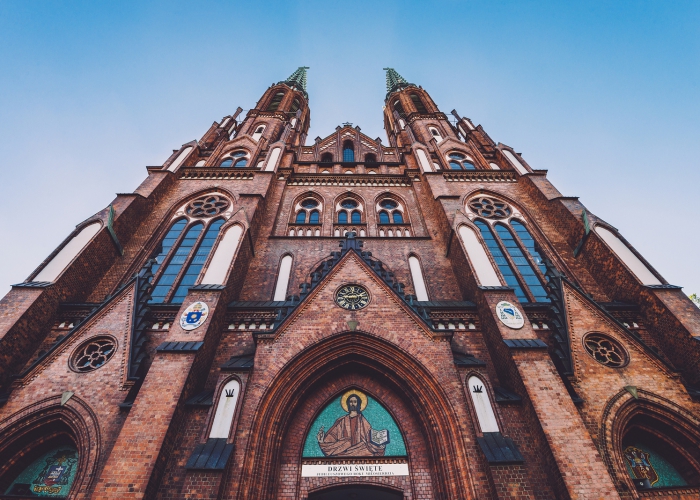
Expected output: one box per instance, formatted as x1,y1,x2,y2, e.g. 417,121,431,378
279,66,309,99
383,68,416,98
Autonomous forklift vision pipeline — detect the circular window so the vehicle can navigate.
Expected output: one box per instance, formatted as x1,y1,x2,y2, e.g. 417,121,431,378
186,195,230,218
468,196,512,219
380,200,398,209
71,337,117,372
301,199,319,209
583,333,628,368
340,199,358,209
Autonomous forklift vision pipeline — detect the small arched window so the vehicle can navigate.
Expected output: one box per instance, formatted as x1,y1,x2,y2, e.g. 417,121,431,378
289,98,301,114
321,153,333,163
393,99,405,116
379,211,390,224
429,127,443,143
296,212,307,223
220,158,233,168
351,211,361,223
342,141,355,162
294,197,321,227
251,125,265,142
448,153,476,170
338,211,348,224
410,94,428,113
467,376,499,433
309,210,320,224
266,91,285,112
365,153,377,163
393,212,404,224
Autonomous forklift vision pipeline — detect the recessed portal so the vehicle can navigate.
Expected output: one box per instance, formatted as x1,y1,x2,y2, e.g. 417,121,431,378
309,486,402,500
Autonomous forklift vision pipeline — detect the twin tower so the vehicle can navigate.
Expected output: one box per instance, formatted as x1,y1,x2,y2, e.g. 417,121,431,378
0,67,699,499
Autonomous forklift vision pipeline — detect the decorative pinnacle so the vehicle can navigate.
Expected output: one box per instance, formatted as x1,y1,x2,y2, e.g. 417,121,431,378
279,66,309,99
383,68,416,98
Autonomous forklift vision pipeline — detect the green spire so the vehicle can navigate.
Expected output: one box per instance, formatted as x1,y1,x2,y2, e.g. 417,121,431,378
383,68,416,98
279,66,309,99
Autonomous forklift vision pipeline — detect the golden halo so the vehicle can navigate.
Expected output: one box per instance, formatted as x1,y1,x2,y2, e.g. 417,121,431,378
340,389,367,412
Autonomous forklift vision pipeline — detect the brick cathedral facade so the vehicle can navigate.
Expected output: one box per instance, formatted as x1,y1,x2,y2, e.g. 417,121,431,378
0,68,699,500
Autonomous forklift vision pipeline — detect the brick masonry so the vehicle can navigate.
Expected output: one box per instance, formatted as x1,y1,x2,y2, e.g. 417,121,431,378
0,70,699,499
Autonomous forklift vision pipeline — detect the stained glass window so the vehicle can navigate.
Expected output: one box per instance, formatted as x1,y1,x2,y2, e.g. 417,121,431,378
151,220,186,275
171,220,224,303
623,441,688,488
510,220,547,276
150,223,203,303
474,221,528,302
494,223,549,302
5,446,79,497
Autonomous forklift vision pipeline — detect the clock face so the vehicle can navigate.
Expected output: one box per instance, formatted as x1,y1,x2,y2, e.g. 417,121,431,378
335,285,370,310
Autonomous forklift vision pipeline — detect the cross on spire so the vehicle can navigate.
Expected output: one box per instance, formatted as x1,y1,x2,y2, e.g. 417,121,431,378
279,66,309,98
383,68,416,98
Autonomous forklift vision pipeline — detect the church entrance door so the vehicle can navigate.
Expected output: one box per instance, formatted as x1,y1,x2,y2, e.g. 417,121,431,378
308,485,403,500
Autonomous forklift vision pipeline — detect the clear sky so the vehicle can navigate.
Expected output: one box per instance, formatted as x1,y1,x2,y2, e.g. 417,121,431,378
0,1,698,297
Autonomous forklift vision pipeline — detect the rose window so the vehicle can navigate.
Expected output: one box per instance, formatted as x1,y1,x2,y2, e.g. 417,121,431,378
583,333,628,367
186,195,230,218
468,197,512,219
71,337,116,372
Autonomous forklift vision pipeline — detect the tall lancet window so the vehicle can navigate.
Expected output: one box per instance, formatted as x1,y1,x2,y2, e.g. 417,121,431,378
342,141,355,162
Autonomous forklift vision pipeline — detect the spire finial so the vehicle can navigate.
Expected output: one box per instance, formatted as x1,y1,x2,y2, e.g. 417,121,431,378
383,68,416,98
279,67,310,98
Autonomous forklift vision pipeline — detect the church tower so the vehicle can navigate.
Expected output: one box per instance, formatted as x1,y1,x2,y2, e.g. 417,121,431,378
0,67,699,500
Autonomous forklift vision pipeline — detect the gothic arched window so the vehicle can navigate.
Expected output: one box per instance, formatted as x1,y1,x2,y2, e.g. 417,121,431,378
338,211,348,224
296,212,307,223
149,212,227,304
365,153,377,163
494,223,549,302
289,98,301,114
293,197,322,230
266,91,285,112
342,141,355,162
309,210,320,224
351,211,361,224
273,255,293,301
393,99,405,116
410,94,428,114
219,158,233,168
321,152,333,163
448,153,476,170
377,199,405,226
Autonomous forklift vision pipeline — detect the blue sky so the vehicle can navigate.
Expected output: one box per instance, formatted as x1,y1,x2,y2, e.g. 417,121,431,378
0,1,698,297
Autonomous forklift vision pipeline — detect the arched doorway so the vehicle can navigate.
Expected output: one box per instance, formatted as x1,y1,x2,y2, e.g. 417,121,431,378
309,485,402,500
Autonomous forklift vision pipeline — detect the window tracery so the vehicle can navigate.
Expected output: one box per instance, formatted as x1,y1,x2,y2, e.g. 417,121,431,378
469,196,511,219
583,333,628,367
186,195,230,218
71,337,116,372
